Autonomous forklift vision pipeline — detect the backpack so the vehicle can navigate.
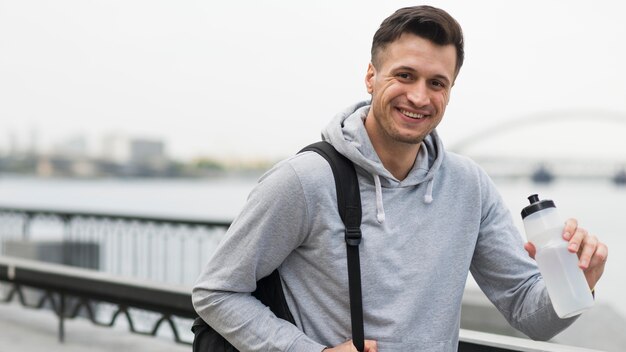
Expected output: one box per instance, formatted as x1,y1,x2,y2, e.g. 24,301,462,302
191,141,365,352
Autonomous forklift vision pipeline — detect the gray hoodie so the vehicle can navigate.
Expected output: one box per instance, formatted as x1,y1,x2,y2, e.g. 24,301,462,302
192,102,575,351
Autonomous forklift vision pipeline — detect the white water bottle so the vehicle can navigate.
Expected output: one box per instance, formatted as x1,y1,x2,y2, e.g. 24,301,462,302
521,194,594,318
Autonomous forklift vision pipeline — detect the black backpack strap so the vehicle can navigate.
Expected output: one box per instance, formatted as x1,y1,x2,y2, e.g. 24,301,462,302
192,142,364,352
299,141,364,352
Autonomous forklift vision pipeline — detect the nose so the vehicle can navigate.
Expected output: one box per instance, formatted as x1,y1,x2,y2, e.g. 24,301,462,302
406,81,430,107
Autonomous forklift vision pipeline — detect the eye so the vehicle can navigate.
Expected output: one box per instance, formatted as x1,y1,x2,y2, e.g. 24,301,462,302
396,72,413,80
430,80,446,89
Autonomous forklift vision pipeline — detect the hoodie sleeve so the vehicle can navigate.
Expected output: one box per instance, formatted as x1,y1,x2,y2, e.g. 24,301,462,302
191,159,327,352
469,169,578,340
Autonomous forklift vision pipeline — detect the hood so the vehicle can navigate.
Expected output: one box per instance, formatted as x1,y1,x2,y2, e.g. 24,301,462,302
321,101,445,221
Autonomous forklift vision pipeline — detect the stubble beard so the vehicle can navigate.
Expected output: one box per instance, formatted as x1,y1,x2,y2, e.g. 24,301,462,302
378,107,430,146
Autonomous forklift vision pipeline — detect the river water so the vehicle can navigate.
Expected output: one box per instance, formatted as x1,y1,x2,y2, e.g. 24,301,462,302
0,175,624,321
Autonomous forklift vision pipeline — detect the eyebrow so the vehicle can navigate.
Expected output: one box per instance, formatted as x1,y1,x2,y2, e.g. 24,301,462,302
393,65,452,85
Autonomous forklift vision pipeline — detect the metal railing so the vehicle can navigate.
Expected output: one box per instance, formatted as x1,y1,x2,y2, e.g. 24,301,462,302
0,255,195,343
458,329,605,352
0,206,230,286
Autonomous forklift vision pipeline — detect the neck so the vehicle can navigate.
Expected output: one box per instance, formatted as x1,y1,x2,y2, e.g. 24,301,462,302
364,118,420,181
378,145,419,181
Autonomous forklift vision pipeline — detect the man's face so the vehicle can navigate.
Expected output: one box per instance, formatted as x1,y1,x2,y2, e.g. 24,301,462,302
365,33,456,148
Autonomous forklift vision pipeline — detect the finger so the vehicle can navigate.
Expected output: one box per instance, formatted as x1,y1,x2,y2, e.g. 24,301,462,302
583,241,608,289
364,340,378,352
577,234,598,269
593,241,609,266
524,242,536,259
586,240,608,270
562,218,578,241
567,227,588,253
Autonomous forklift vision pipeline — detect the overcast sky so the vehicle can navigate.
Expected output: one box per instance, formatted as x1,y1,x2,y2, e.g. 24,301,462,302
1,0,625,161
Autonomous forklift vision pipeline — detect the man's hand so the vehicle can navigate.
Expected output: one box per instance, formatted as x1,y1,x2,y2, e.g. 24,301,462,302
524,218,608,290
324,339,378,352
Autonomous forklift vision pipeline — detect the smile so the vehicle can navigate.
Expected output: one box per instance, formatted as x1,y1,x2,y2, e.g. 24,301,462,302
400,109,426,119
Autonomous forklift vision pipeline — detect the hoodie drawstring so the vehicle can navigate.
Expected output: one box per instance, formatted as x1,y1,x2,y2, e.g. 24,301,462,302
373,174,434,223
373,174,386,223
424,178,434,204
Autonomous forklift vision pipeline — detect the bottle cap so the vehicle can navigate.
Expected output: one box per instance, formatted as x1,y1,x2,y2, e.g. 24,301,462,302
521,194,556,219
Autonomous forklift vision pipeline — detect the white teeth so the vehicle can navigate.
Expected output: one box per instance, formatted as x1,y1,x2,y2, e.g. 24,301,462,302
401,109,425,119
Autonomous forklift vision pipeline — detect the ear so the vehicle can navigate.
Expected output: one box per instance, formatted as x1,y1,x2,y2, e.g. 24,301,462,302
365,63,375,94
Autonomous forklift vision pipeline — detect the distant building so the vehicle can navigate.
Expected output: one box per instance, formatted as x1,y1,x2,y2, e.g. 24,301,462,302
101,133,131,163
99,134,168,176
53,135,88,158
129,139,165,165
102,134,165,165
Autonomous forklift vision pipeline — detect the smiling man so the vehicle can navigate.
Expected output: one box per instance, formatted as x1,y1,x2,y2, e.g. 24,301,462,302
193,6,608,352
364,31,455,181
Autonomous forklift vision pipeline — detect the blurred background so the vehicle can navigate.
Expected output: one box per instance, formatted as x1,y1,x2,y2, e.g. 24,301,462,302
1,0,625,351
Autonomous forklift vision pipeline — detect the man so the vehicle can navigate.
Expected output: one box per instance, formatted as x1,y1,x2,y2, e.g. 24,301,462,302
192,6,608,352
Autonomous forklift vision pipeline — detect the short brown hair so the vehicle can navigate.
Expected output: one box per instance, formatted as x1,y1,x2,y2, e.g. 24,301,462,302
371,6,464,76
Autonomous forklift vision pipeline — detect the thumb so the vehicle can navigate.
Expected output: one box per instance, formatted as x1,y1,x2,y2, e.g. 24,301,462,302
364,339,378,352
524,242,536,259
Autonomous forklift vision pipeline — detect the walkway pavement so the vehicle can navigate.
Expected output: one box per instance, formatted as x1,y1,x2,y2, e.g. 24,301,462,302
0,302,190,352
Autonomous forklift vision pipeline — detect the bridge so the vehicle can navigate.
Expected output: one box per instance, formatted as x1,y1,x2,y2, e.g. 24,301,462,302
447,109,626,183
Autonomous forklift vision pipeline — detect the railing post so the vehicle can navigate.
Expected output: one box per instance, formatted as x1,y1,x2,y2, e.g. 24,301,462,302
22,213,31,241
61,214,71,266
58,292,66,343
